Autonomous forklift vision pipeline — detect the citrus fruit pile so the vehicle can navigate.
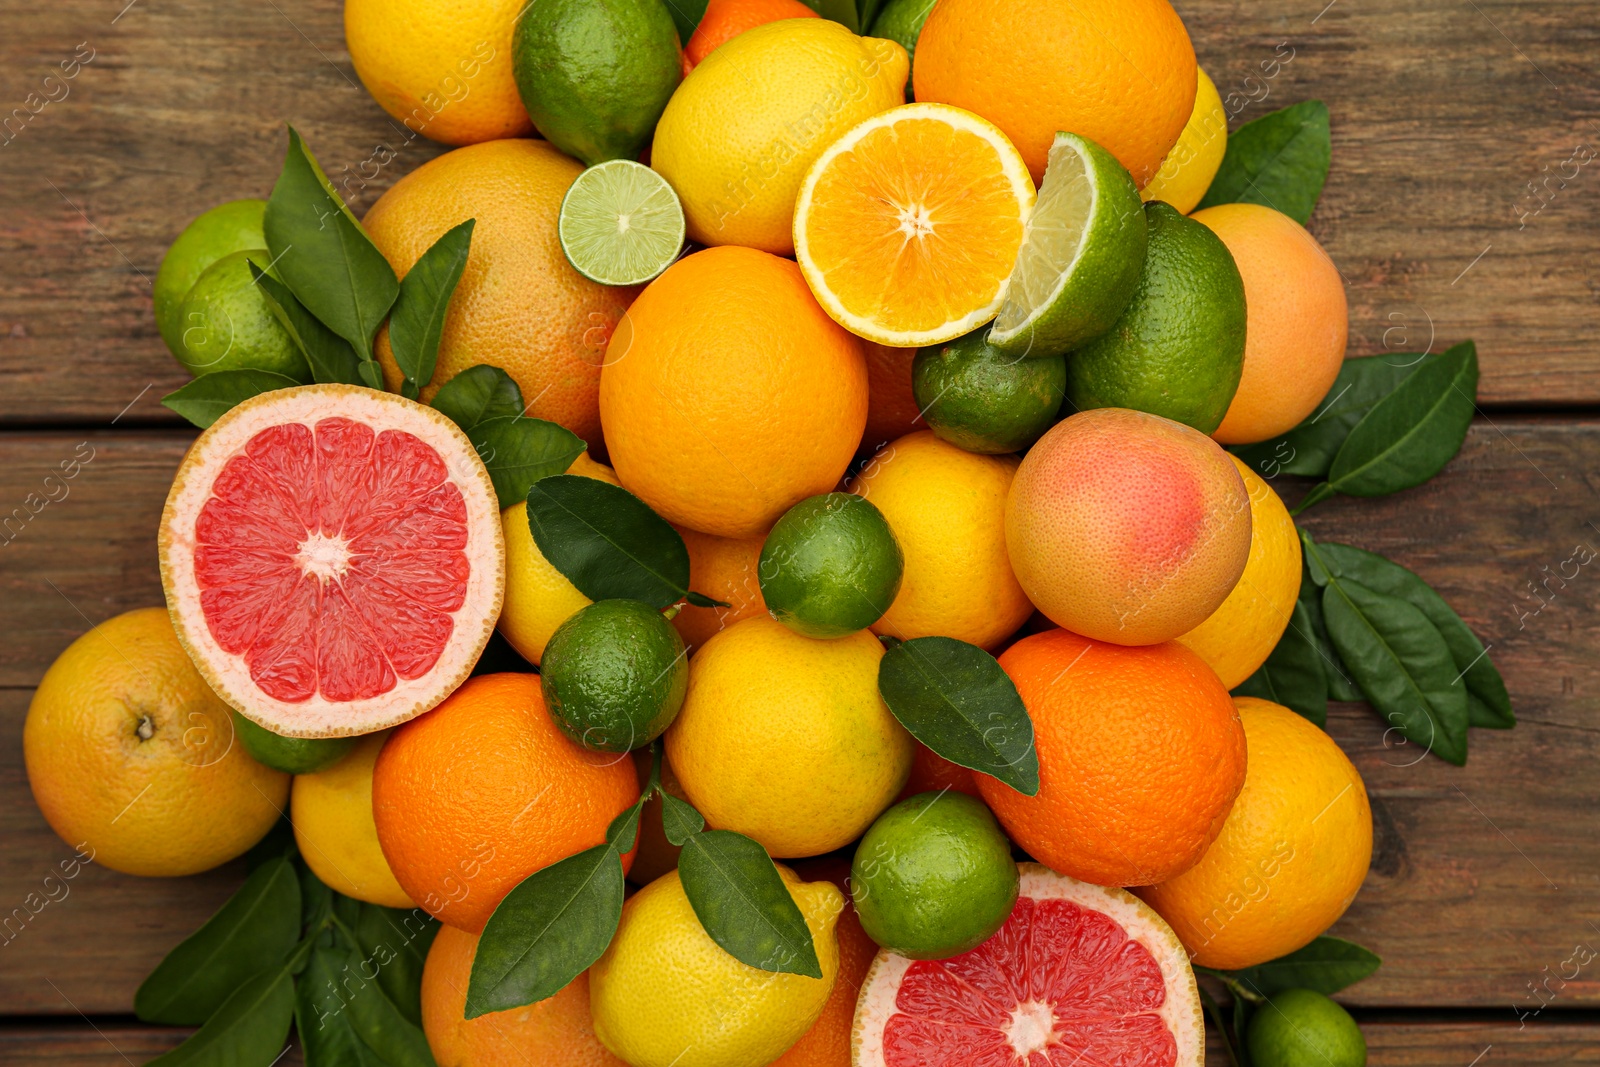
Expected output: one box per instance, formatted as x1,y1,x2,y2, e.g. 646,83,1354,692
24,0,1514,1065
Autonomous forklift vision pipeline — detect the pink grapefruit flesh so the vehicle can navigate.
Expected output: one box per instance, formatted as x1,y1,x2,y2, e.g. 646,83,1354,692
160,384,505,737
853,863,1203,1067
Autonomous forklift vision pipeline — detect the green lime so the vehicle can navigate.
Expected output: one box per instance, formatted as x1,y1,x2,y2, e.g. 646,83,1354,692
173,250,312,380
153,199,267,357
868,0,937,101
559,159,686,286
850,791,1019,959
1247,989,1367,1067
232,711,356,775
1064,200,1246,433
988,132,1147,359
913,329,1064,454
758,493,903,639
541,599,688,752
512,0,682,167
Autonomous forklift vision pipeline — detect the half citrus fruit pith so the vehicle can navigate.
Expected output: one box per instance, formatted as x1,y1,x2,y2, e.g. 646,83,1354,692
159,384,505,737
853,863,1203,1067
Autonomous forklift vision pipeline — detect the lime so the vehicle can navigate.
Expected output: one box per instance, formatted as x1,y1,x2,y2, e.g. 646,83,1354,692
512,0,682,167
758,492,903,639
232,711,356,775
850,790,1019,959
1247,989,1368,1067
1064,200,1246,433
541,599,688,752
988,132,1147,359
912,329,1064,454
559,160,686,286
152,199,267,357
173,250,311,380
869,0,937,101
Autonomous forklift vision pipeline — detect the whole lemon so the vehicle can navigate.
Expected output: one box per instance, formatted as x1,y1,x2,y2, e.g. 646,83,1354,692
665,617,912,858
1141,68,1228,214
590,867,843,1067
651,19,908,255
291,731,415,909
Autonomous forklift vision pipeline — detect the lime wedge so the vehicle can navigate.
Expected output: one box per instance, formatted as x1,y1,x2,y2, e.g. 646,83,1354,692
988,131,1148,359
558,159,686,286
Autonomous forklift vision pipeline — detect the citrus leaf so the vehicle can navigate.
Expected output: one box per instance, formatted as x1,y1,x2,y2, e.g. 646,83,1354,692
1196,983,1243,1067
608,798,644,855
1197,100,1330,224
147,963,295,1067
526,475,692,609
161,370,302,430
135,857,301,1026
297,943,387,1067
263,126,398,362
468,416,586,508
1296,551,1362,701
299,858,334,929
349,904,439,1028
1209,936,1382,997
1233,599,1328,727
466,843,624,1016
250,264,365,386
338,943,437,1067
877,636,1039,795
660,790,705,846
798,0,858,30
678,830,822,978
389,219,474,399
429,364,524,431
661,0,708,46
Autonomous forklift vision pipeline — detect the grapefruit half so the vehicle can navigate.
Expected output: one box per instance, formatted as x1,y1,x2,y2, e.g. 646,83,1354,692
853,864,1203,1067
159,385,505,737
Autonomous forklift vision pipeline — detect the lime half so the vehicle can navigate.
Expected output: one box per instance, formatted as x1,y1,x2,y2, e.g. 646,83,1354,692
988,131,1147,359
559,160,686,286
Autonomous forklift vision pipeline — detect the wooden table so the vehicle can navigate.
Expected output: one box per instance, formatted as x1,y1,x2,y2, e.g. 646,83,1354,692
3,0,1598,1063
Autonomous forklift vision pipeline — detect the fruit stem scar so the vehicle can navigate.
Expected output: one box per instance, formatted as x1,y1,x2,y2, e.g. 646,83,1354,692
135,713,155,741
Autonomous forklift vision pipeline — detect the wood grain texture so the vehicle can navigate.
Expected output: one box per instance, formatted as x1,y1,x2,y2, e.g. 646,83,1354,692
0,0,1598,422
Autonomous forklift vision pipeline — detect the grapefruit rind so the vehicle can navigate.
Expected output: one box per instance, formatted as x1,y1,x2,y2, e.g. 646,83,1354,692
851,863,1204,1067
159,384,505,738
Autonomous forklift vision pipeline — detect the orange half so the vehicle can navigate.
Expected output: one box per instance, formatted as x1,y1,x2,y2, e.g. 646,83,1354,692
794,103,1036,347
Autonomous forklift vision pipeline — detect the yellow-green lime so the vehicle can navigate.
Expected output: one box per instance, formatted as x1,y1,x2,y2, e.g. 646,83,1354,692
1065,200,1246,433
231,711,355,775
153,199,267,357
512,0,682,167
988,132,1148,359
912,329,1064,454
1247,989,1368,1067
869,0,938,101
173,250,311,380
758,493,903,639
558,159,686,286
540,599,688,752
850,790,1019,959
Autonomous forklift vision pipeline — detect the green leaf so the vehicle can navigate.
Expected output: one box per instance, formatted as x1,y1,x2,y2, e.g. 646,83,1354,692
468,416,587,508
350,904,439,1028
1212,936,1382,997
147,964,295,1067
608,798,644,854
161,370,301,430
1232,354,1436,480
1197,984,1242,1067
297,942,387,1067
1320,340,1477,501
660,791,705,846
389,219,474,399
338,943,438,1067
250,264,366,386
1233,600,1328,727
661,0,708,46
299,858,334,929
876,636,1039,795
857,0,886,35
1315,542,1512,730
526,475,692,609
1197,100,1330,224
1295,555,1362,701
678,830,822,978
430,364,525,431
263,126,398,362
466,843,625,1016
798,0,859,30
135,857,302,1025
244,816,296,870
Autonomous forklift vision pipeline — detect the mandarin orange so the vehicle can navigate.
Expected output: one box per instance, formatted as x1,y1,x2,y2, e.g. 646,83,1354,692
860,342,925,456
683,0,818,70
672,525,770,651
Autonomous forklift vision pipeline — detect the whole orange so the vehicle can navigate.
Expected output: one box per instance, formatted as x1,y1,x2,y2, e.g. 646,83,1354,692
672,525,770,652
364,140,637,448
1192,203,1350,445
913,0,1196,185
372,673,638,932
421,924,626,1066
772,857,880,1067
600,246,868,537
684,0,819,70
860,342,924,456
981,628,1246,887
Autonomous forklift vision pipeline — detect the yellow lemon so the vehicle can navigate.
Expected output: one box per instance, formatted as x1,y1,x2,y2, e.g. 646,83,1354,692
651,19,908,255
665,617,912,858
1175,455,1301,687
590,867,842,1067
1141,68,1228,214
498,453,621,666
291,731,414,908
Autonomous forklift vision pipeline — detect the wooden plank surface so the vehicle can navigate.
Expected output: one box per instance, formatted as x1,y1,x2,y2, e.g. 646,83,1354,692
2,0,1600,423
